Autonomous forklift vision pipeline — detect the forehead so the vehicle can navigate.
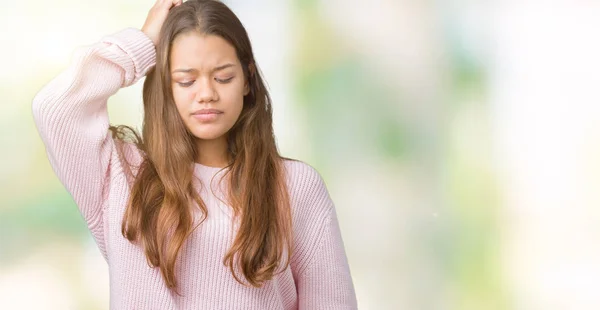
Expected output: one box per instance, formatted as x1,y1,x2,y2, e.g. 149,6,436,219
169,32,239,70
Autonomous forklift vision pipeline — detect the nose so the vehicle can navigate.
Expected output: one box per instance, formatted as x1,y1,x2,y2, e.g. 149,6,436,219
194,77,218,103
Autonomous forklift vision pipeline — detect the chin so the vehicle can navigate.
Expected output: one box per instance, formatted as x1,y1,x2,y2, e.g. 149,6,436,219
191,129,227,141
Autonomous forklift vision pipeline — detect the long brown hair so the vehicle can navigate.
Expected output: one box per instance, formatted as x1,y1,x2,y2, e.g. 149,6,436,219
108,0,294,294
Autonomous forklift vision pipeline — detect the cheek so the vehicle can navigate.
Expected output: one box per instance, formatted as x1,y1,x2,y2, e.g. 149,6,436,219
172,87,194,103
221,95,244,120
171,91,189,116
222,82,246,105
185,90,196,101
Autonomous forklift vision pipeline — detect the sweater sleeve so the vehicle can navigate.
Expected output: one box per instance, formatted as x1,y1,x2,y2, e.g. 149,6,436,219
31,28,155,240
292,167,358,310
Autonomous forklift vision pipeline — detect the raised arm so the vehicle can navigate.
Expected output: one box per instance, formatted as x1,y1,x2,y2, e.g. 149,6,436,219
31,27,156,239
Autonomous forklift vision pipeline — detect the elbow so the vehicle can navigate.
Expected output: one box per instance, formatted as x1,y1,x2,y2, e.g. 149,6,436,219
31,86,63,135
31,90,48,130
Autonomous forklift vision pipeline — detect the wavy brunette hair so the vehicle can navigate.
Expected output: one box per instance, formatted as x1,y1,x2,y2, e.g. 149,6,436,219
108,0,294,294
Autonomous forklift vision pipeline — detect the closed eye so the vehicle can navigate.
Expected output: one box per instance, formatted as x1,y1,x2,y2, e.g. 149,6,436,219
178,80,195,87
216,77,234,84
177,77,233,87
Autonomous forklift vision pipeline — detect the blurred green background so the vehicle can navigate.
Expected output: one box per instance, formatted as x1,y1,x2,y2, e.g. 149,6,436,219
4,0,600,309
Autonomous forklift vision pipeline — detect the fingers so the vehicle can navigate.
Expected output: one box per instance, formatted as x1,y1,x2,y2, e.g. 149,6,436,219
157,0,182,9
143,0,182,46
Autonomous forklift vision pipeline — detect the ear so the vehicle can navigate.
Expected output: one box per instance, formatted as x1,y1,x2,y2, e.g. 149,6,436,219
244,62,256,96
244,81,250,96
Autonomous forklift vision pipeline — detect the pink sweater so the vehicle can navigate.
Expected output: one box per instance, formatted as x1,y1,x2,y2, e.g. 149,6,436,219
32,28,357,309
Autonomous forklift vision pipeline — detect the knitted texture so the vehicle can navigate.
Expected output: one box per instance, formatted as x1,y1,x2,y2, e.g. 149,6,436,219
32,27,357,310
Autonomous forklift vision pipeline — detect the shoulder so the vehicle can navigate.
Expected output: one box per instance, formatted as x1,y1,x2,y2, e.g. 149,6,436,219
282,158,330,198
281,159,342,275
281,158,334,221
110,139,145,183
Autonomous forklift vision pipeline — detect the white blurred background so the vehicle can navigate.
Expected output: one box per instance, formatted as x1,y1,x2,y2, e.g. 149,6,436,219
3,0,600,309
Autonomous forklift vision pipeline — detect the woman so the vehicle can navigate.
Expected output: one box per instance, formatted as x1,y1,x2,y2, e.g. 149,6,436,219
32,0,357,309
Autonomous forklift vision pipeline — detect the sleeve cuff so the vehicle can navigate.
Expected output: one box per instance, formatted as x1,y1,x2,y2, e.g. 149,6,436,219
100,27,157,82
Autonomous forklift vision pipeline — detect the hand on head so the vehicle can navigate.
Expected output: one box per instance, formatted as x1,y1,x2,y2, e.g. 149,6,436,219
142,0,183,46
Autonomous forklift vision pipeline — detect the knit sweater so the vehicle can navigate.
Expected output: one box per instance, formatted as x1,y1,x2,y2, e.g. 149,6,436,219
31,28,357,310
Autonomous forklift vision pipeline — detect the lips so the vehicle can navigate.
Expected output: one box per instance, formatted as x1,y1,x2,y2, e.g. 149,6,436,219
191,109,223,122
192,108,223,115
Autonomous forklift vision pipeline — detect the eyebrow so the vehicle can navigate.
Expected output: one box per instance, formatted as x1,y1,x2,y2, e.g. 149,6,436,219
171,63,236,74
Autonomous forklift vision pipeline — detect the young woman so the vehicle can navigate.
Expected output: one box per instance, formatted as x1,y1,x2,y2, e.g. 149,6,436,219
32,0,357,308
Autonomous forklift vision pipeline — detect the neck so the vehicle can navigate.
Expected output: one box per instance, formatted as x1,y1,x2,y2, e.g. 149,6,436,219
195,136,230,168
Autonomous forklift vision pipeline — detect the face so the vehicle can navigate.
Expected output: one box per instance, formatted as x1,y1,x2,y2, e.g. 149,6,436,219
169,31,249,142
